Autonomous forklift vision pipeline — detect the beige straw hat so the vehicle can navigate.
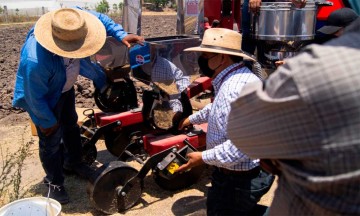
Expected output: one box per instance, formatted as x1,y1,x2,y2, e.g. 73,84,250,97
34,8,106,58
184,28,256,61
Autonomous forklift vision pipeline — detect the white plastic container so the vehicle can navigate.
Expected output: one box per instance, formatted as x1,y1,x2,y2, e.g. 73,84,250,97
0,197,61,216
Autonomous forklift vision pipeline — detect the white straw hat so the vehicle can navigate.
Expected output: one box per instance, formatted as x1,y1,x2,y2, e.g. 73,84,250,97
34,8,106,58
184,28,256,61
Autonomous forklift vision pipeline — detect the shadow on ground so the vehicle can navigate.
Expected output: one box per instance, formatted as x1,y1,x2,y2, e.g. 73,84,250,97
28,147,211,215
171,196,207,216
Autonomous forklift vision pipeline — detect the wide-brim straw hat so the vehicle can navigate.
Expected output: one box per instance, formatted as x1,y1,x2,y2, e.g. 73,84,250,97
184,28,256,61
34,8,106,58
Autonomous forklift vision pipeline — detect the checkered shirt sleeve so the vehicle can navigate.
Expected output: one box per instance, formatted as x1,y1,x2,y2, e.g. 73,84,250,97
152,57,190,93
152,57,191,112
189,103,212,124
191,63,261,170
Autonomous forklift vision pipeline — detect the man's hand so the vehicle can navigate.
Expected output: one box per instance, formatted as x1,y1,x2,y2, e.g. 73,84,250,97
39,123,59,136
122,34,144,48
178,117,191,130
249,0,262,13
292,0,306,8
275,60,285,68
175,152,204,173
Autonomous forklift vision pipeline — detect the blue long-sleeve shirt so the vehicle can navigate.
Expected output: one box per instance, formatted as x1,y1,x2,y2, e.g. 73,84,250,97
12,8,128,128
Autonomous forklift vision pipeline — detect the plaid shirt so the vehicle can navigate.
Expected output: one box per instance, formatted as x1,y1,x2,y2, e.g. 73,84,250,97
152,57,191,112
189,63,260,171
228,32,360,215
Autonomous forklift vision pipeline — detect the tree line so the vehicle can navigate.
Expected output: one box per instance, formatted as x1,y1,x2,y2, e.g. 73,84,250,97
95,0,174,13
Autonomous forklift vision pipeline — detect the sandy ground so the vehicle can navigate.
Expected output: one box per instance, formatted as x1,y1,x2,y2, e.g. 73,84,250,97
0,112,277,216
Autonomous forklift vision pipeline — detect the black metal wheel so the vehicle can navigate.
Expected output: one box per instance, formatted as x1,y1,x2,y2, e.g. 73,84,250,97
104,124,146,158
94,78,138,113
88,161,142,214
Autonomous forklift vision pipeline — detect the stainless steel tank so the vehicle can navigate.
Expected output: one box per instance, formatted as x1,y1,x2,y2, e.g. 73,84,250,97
251,1,318,41
131,35,201,90
129,35,201,131
250,1,320,73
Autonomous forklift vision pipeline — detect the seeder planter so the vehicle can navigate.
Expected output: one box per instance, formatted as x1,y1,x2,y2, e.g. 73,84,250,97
79,35,213,214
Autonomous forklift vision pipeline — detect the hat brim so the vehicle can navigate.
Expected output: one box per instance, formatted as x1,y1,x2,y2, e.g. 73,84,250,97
34,9,106,58
184,46,256,61
317,25,342,35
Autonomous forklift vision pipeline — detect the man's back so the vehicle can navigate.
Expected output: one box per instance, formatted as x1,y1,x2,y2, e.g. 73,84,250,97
272,33,360,215
228,31,360,215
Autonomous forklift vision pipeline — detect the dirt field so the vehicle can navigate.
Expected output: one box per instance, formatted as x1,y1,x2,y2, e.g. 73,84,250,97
0,11,277,215
0,12,178,121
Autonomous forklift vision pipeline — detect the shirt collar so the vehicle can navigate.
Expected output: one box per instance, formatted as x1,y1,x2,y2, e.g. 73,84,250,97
212,62,242,92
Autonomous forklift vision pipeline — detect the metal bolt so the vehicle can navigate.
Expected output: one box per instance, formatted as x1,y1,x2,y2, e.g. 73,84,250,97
157,163,164,170
121,192,126,197
116,186,124,196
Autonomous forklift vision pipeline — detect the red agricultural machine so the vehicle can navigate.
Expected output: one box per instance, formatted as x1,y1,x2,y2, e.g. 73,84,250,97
79,0,349,214
80,35,212,214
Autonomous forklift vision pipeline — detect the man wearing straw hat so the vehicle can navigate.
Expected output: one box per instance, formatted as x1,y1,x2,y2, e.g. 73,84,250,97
176,28,274,215
12,7,143,204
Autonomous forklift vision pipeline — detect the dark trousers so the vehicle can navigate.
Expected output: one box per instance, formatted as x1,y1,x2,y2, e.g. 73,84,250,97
207,167,275,216
36,88,82,185
241,0,256,55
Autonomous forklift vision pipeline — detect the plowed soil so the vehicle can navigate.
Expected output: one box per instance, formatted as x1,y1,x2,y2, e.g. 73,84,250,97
0,12,177,124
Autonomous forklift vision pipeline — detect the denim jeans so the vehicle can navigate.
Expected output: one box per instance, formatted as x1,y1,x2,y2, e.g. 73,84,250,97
36,88,82,185
207,167,275,216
